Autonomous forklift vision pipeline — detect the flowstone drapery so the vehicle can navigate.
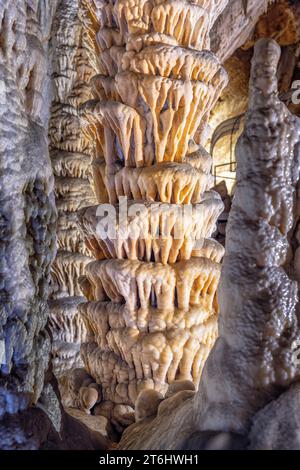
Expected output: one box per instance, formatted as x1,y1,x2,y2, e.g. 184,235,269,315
76,0,229,413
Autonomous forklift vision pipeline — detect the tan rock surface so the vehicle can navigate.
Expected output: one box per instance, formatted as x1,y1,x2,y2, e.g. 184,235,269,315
77,0,227,420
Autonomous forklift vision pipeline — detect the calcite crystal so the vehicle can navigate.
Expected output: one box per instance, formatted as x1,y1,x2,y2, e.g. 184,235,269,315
77,0,228,411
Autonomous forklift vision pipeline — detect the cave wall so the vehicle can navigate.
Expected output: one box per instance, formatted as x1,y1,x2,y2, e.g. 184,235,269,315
0,0,109,450
0,0,58,449
1,0,300,451
210,0,272,61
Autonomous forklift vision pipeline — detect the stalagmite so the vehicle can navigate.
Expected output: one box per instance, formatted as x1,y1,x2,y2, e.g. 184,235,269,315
0,0,57,449
193,37,300,436
77,0,228,418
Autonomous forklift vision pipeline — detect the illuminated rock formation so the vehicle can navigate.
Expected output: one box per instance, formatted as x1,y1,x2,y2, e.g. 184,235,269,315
48,0,97,379
118,38,300,450
77,0,228,414
1,0,300,451
210,0,272,61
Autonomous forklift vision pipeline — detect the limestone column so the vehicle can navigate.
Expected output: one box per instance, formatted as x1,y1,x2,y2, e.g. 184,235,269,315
77,0,229,416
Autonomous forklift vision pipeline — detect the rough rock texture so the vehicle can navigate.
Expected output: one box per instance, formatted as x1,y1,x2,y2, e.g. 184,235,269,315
0,0,109,450
208,0,300,190
66,407,114,440
212,181,232,246
210,0,273,62
120,381,197,450
2,0,300,451
0,0,57,433
77,0,228,418
195,38,300,435
119,38,300,450
248,383,300,450
48,0,97,380
244,0,300,49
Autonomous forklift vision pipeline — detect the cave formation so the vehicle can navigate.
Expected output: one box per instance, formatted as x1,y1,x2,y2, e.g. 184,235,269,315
1,0,300,451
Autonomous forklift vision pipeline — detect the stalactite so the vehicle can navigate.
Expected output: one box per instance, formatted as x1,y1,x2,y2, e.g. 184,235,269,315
76,0,228,423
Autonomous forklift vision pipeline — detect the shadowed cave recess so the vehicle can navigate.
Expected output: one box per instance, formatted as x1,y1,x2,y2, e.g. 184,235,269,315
1,0,300,450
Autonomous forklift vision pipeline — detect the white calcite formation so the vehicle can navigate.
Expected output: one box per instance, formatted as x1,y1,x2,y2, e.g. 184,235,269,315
119,38,300,450
0,0,111,451
77,0,228,412
0,0,57,413
48,0,98,379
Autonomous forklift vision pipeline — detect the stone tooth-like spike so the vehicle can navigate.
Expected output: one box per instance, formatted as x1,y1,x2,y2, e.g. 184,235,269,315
150,0,210,50
85,0,229,41
81,258,221,313
49,296,91,377
80,99,146,169
97,45,125,76
122,45,224,82
57,212,92,256
80,315,217,404
126,32,179,52
51,151,93,180
55,182,97,215
114,71,219,164
83,0,117,30
78,197,223,264
191,238,225,263
192,0,229,26
92,159,213,204
91,75,121,101
113,0,153,37
48,0,100,391
80,299,216,335
51,252,93,299
96,27,125,51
